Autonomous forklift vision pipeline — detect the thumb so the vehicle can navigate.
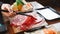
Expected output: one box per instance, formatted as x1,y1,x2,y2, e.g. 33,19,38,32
8,8,13,13
5,4,13,13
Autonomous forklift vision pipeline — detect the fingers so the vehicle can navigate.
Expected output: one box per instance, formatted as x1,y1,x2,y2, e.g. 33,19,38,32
9,12,16,18
1,4,13,13
1,4,16,17
6,6,13,13
2,12,16,18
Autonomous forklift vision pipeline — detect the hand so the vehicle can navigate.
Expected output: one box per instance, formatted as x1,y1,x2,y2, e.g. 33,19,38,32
2,12,16,18
1,4,16,17
1,4,13,13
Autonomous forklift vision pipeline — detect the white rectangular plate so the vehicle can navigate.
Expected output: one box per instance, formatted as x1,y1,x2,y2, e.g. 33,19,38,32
30,1,44,9
36,8,60,20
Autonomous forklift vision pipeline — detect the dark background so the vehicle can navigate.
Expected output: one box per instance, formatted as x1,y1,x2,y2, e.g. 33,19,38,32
0,0,60,7
26,0,60,7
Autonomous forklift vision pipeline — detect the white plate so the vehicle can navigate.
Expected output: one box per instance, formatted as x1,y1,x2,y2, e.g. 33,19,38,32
36,8,60,20
30,1,44,9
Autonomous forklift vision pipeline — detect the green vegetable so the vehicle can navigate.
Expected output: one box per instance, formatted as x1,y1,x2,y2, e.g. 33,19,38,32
16,0,24,5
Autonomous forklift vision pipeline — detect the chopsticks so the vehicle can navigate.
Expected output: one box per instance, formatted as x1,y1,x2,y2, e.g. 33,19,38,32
0,7,46,16
0,9,32,16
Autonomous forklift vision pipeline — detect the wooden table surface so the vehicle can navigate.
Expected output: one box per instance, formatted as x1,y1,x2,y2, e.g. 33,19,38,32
6,1,60,34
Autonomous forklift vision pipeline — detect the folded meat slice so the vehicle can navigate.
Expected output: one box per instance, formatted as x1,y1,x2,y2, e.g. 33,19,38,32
10,15,37,30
